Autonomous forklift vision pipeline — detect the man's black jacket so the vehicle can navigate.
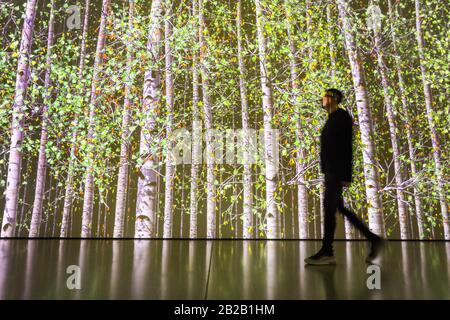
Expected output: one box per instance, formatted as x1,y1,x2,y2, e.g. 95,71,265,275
320,107,354,182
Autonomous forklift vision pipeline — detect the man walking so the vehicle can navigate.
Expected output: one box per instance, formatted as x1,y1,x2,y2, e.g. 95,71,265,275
305,89,384,265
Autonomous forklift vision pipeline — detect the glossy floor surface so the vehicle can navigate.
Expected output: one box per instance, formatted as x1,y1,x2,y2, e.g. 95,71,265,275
0,239,449,299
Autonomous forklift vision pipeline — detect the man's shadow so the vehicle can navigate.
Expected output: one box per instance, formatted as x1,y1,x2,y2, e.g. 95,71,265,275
304,265,337,299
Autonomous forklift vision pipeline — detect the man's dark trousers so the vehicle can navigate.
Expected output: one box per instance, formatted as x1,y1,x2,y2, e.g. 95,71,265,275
322,172,377,254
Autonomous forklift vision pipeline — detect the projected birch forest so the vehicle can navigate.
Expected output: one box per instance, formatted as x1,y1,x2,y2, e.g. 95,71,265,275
0,0,448,239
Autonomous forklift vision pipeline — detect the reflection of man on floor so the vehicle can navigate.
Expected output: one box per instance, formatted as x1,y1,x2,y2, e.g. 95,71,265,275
305,89,384,265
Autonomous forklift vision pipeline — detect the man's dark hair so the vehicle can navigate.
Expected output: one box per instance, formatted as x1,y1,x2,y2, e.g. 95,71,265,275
326,88,343,104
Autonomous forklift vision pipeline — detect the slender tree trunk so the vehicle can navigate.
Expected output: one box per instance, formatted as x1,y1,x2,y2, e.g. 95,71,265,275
371,0,410,239
387,0,425,238
326,4,336,80
290,185,295,237
329,3,355,239
414,0,449,239
336,0,385,236
189,0,201,239
17,158,29,236
255,0,279,239
284,0,308,239
51,183,59,237
232,90,238,239
305,0,313,63
163,0,175,238
113,0,135,238
180,165,185,237
1,0,38,237
330,3,354,240
237,0,253,239
29,0,56,237
124,167,131,236
77,0,90,78
199,0,216,238
155,173,160,236
61,0,91,238
343,197,355,239
81,0,111,237
135,0,163,238
96,187,102,236
43,172,53,235
103,190,108,236
60,129,76,234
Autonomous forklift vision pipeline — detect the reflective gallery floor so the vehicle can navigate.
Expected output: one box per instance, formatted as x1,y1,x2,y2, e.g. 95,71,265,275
0,239,449,300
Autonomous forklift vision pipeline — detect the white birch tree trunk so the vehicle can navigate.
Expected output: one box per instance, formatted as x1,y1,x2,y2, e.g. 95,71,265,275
163,0,175,238
336,0,385,237
199,0,216,238
113,0,135,238
237,0,253,239
414,0,449,239
60,0,91,238
189,0,201,239
135,0,163,238
81,0,111,237
255,0,279,239
343,197,355,239
387,0,425,238
1,0,38,237
29,0,56,238
284,0,308,239
371,0,410,239
327,4,337,80
328,2,355,239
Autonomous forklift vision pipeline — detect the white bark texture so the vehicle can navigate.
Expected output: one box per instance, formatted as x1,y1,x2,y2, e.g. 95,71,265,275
1,0,38,237
371,0,410,239
237,0,254,239
199,0,216,238
81,0,111,237
189,0,201,238
29,0,56,238
387,0,425,238
135,0,163,238
284,0,309,239
414,0,449,239
336,0,386,236
113,0,135,238
60,0,91,238
255,0,279,239
163,0,175,238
